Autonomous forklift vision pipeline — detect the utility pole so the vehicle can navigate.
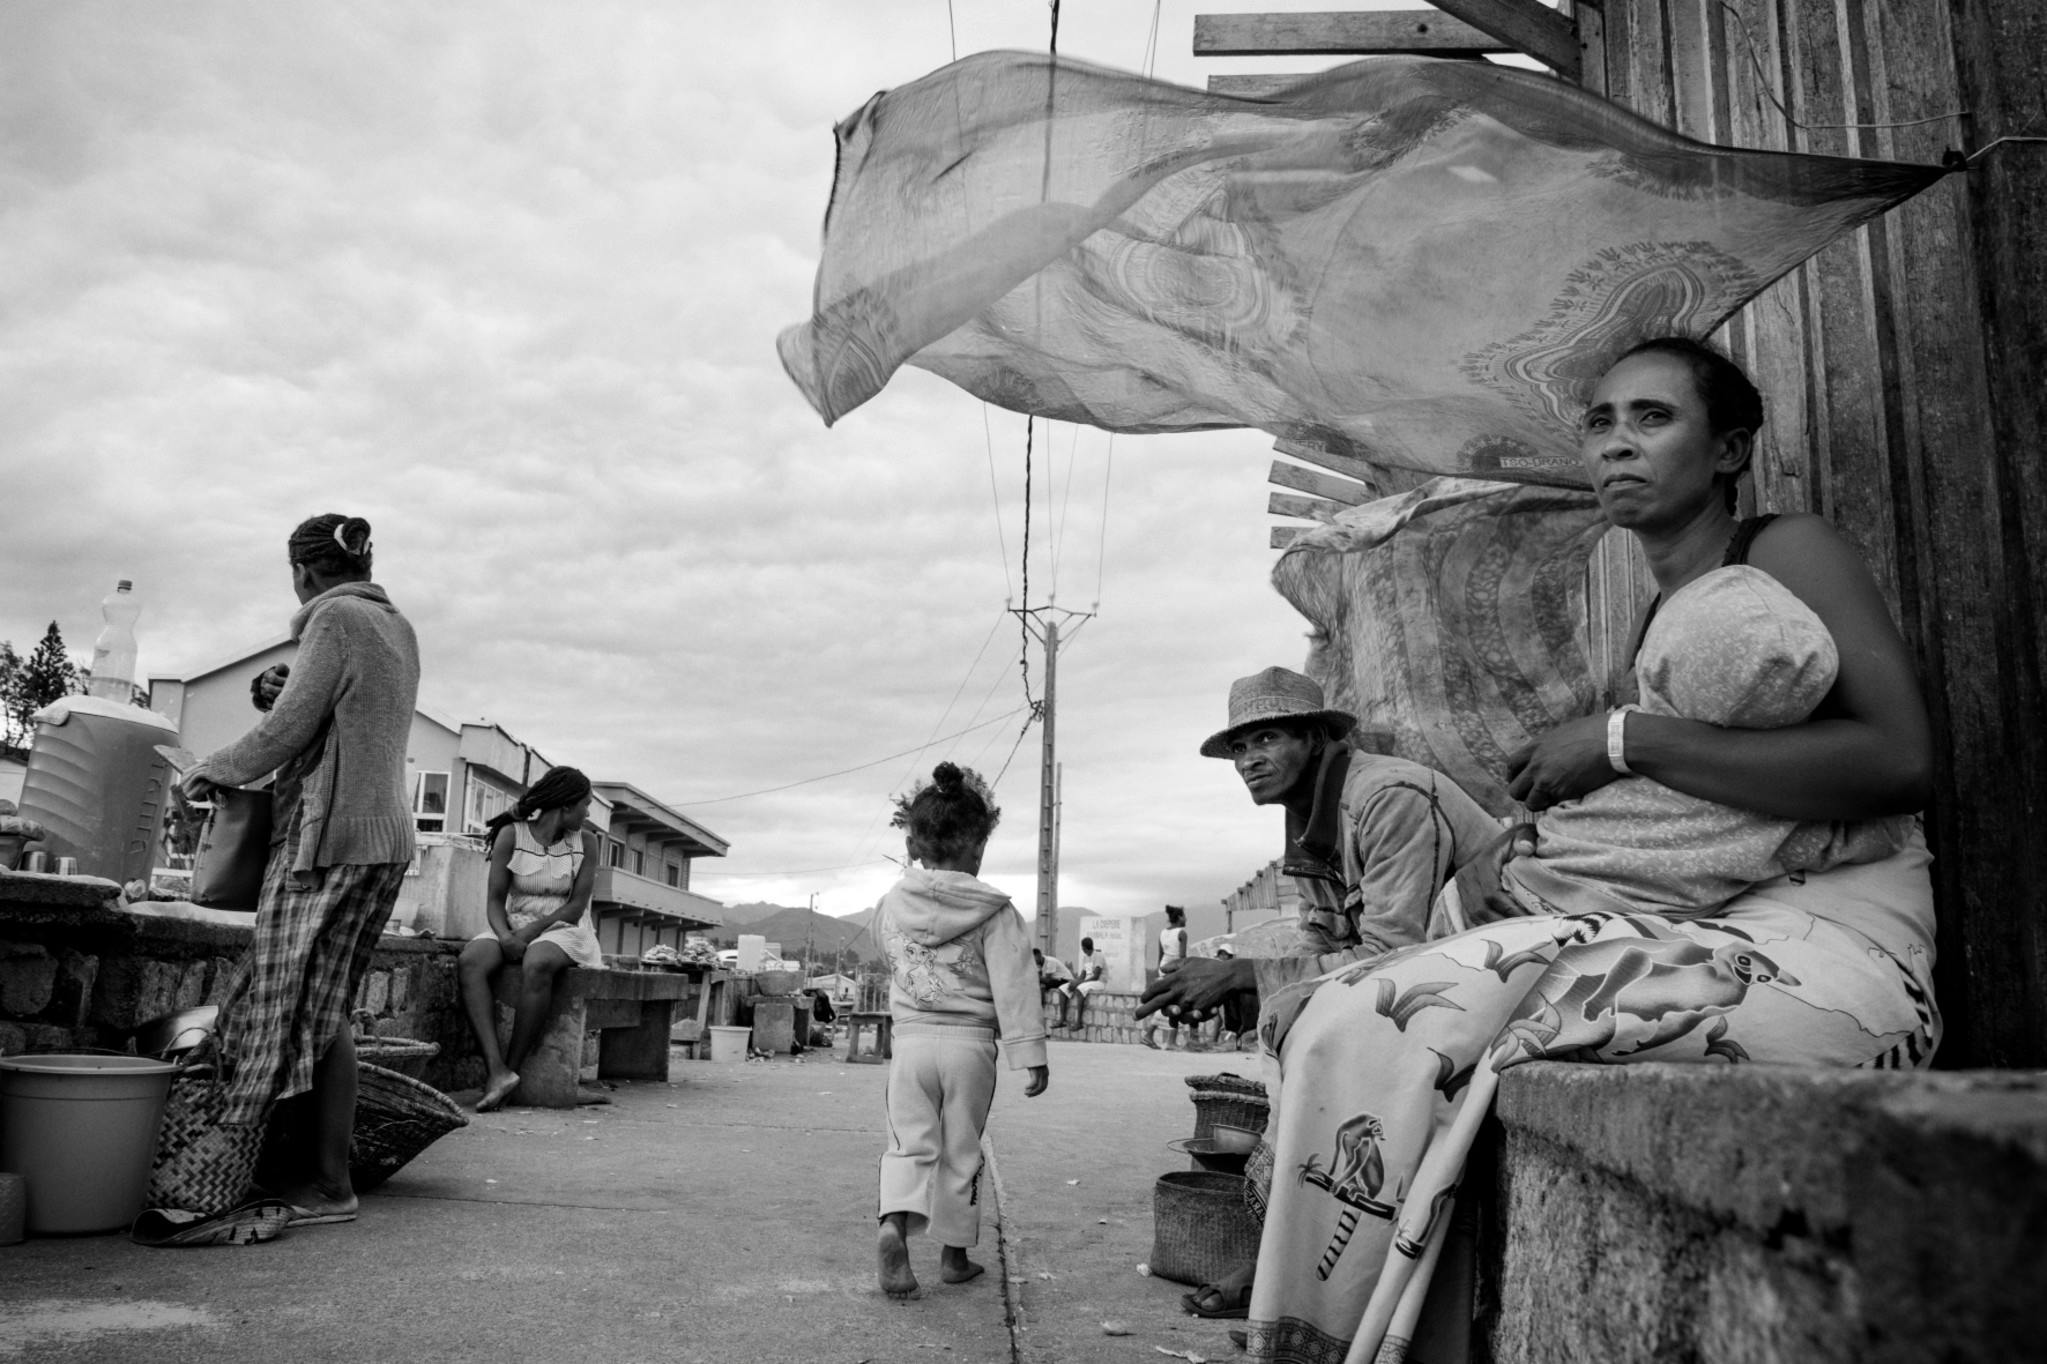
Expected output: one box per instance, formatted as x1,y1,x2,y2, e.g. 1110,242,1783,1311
1011,605,1092,959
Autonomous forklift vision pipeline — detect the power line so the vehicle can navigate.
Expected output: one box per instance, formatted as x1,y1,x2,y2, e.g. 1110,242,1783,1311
670,706,1028,807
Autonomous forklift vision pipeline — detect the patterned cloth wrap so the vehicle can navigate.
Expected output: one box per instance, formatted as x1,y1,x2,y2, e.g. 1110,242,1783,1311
1242,843,1939,1364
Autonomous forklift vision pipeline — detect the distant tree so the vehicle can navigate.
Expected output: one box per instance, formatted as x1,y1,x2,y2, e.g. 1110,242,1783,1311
5,623,81,745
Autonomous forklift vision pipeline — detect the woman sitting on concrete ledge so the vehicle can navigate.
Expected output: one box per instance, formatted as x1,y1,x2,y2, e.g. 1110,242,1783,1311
1232,338,1942,1364
457,766,602,1112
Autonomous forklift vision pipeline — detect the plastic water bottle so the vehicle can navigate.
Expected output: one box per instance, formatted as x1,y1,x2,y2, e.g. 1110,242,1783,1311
86,579,141,701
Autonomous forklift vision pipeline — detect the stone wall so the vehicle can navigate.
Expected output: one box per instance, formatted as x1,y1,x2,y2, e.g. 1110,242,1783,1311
0,871,476,1094
1479,1063,2047,1364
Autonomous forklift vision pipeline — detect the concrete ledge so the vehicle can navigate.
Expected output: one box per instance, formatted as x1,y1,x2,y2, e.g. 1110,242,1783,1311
1486,1062,2047,1364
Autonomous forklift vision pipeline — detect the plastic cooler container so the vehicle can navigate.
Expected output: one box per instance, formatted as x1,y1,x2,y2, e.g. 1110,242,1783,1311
16,696,180,884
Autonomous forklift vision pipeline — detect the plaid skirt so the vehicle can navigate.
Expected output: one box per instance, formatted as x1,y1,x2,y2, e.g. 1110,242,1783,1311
213,813,407,1125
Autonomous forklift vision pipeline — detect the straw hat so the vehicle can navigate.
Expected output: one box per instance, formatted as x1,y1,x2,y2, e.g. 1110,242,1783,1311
1198,667,1357,758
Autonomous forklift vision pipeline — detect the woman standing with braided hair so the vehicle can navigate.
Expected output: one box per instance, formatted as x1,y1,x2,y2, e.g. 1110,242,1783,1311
180,513,420,1230
457,765,601,1112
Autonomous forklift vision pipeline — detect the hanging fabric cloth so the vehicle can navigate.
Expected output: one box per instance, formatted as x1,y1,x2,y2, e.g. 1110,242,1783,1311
778,53,1941,484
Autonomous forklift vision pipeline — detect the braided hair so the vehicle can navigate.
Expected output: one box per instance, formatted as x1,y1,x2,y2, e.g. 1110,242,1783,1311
287,513,374,578
891,762,1001,865
481,766,593,847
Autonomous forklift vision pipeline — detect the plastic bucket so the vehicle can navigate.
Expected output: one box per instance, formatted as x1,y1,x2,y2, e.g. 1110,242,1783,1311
708,1026,750,1064
0,1054,178,1233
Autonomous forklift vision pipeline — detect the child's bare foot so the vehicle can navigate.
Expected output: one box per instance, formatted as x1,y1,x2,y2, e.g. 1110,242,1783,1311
878,1218,918,1298
940,1246,985,1284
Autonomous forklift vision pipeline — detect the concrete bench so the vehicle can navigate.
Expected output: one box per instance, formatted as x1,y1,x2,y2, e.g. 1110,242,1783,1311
489,965,694,1107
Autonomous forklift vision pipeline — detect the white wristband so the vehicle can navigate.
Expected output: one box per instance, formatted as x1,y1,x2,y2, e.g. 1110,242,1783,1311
1607,709,1632,775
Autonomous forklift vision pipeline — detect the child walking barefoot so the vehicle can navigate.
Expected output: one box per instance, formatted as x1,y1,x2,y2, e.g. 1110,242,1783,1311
872,763,1049,1299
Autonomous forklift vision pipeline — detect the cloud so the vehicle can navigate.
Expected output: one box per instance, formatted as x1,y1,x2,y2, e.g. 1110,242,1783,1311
0,0,1356,920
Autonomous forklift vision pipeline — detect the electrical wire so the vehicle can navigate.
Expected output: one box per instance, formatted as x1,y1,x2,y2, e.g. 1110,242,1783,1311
670,706,1027,807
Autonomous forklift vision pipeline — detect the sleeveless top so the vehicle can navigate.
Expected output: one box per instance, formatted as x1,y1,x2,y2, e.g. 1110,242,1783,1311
504,818,584,929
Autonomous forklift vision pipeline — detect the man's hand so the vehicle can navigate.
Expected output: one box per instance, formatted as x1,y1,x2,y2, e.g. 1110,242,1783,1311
1136,956,1255,1021
1023,1064,1049,1098
1506,712,1618,811
180,772,222,804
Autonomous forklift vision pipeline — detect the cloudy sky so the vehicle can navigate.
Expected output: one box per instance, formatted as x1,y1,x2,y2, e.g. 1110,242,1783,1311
0,0,1399,923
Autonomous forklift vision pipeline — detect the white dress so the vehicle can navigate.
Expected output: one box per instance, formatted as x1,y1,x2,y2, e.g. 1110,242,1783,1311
477,819,603,968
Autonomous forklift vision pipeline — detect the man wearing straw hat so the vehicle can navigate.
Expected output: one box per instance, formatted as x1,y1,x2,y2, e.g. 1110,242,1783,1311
1139,666,1500,1320
1137,666,1499,1048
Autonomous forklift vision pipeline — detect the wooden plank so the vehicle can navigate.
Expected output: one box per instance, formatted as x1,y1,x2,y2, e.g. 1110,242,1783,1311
1946,0,2047,1067
1425,0,1584,77
1571,0,1607,94
1272,436,1388,490
1268,490,1345,522
1269,459,1376,506
1193,10,1513,57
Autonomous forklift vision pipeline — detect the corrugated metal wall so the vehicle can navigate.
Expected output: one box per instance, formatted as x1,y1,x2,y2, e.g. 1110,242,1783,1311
1579,0,2045,1065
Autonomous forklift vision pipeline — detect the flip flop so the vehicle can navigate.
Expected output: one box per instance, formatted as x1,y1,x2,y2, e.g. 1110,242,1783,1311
1181,1282,1252,1319
285,1205,358,1227
132,1198,294,1248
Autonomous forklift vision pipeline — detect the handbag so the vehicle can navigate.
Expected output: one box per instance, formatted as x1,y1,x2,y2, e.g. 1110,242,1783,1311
190,786,274,910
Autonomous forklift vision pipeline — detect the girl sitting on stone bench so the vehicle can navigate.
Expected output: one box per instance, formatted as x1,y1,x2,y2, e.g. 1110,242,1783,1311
456,766,602,1112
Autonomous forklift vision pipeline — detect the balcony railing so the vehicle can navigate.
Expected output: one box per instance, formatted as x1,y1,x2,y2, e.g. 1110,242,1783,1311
593,864,722,928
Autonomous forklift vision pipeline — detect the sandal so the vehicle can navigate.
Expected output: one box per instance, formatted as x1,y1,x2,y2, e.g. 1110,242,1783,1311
1181,1281,1252,1319
131,1198,294,1248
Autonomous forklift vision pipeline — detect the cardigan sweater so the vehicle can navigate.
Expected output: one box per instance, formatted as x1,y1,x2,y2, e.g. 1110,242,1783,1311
192,582,420,872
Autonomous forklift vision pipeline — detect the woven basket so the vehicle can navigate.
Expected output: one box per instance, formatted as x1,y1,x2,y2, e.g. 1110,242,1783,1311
352,1036,440,1080
1185,1072,1269,1142
349,1063,468,1193
1149,1171,1262,1286
146,1065,266,1216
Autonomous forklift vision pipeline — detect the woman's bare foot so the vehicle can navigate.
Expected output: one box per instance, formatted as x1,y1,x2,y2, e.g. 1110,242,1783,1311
477,1069,520,1113
274,1183,358,1226
878,1217,918,1298
940,1246,984,1284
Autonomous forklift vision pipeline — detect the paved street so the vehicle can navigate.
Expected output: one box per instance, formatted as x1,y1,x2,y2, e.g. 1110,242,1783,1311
2,1039,1259,1364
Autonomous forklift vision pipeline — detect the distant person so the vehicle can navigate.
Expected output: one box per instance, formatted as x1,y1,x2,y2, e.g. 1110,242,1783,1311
1143,906,1190,1050
871,762,1048,1299
1064,936,1107,1028
455,767,602,1112
1034,948,1074,1027
177,513,419,1235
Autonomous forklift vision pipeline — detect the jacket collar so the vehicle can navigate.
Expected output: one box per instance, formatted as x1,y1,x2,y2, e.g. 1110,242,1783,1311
289,581,393,640
1280,742,1353,887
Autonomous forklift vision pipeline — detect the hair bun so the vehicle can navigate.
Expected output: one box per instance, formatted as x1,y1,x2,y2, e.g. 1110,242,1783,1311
932,762,963,791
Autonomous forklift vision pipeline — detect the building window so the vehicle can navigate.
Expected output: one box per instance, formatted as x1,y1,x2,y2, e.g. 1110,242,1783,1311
608,839,625,868
631,848,645,876
664,862,679,887
412,771,449,833
464,779,514,835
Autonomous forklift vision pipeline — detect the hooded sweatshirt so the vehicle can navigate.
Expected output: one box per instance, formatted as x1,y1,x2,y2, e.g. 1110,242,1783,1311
873,865,1048,1071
